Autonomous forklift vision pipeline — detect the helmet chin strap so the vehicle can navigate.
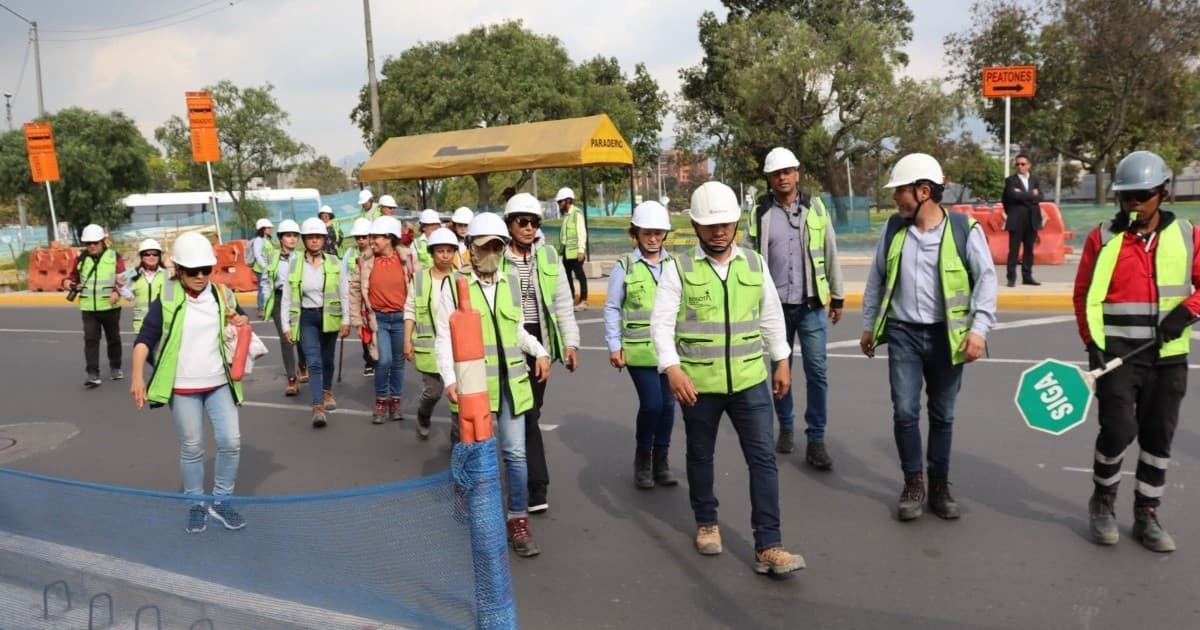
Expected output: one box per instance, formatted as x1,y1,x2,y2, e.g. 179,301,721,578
700,240,729,255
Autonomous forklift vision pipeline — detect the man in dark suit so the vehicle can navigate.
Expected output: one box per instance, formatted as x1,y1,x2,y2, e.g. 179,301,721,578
1002,153,1044,286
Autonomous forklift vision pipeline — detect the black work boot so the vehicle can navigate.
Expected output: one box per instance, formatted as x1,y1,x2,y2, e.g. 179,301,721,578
775,428,795,454
1088,490,1119,545
634,450,655,489
805,442,833,471
1132,505,1176,553
927,476,960,520
897,471,925,521
652,451,678,486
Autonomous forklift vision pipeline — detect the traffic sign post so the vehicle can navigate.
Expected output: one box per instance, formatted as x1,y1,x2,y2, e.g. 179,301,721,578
186,91,223,243
23,121,61,243
982,65,1037,177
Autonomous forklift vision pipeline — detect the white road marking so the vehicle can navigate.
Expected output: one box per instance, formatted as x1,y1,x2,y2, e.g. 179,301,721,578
993,315,1077,330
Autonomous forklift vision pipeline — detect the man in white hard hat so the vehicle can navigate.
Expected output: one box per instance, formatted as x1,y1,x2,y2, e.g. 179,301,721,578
748,147,845,470
555,187,589,310
860,153,997,523
378,194,399,218
343,217,377,377
358,189,375,220
504,193,581,514
413,209,443,269
650,181,805,576
65,224,127,387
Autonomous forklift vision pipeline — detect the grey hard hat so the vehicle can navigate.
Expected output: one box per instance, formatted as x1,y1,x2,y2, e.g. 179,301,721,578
1112,151,1171,191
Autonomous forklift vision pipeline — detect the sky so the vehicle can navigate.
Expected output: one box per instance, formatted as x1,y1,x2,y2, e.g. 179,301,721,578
0,0,972,169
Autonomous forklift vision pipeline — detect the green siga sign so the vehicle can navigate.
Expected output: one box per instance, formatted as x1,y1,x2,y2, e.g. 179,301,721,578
1015,359,1093,435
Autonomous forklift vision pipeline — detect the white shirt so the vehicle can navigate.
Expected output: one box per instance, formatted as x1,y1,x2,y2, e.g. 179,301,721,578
279,253,351,333
174,287,227,390
1018,173,1030,192
651,244,790,374
433,272,548,388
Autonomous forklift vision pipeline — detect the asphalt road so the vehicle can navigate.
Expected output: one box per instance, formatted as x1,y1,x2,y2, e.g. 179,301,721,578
0,306,1197,629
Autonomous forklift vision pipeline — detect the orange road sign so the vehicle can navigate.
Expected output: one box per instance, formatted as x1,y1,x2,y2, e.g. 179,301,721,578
186,91,221,162
982,65,1037,99
23,121,60,183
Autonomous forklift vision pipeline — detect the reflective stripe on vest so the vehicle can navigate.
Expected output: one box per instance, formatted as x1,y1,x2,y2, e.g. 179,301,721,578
131,270,165,332
146,280,243,405
534,247,566,362
262,249,296,320
674,252,768,394
620,253,663,368
1086,219,1193,358
458,270,534,415
79,249,118,312
411,269,444,374
748,195,831,304
287,253,344,342
871,211,976,365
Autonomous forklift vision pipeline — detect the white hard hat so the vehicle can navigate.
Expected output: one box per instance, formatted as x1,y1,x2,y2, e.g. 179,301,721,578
379,194,397,208
255,218,273,231
369,215,402,238
504,192,543,219
452,206,474,225
763,147,800,174
427,227,459,251
884,153,945,188
80,224,106,243
170,232,217,267
300,217,327,236
277,219,300,234
631,201,672,231
138,238,162,254
467,212,510,243
688,182,743,225
358,189,373,205
318,205,334,217
350,217,372,237
555,187,575,202
419,209,441,225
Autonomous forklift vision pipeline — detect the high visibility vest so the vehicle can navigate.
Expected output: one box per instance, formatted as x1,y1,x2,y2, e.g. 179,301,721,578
325,223,344,257
411,268,447,374
145,279,244,406
619,252,666,368
674,252,768,394
559,206,584,258
870,211,977,365
1086,219,1193,358
748,194,831,305
415,235,434,269
451,270,535,415
131,270,166,332
252,237,276,274
533,247,567,362
261,249,296,320
77,249,119,312
287,252,344,342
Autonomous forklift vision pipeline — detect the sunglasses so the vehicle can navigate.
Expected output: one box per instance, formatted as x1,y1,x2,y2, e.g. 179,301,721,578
1118,189,1158,203
179,265,213,277
1015,162,1030,166
141,251,160,257
512,216,540,228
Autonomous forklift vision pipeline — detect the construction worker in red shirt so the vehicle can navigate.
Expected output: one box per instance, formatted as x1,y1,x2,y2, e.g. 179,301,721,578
1073,150,1200,553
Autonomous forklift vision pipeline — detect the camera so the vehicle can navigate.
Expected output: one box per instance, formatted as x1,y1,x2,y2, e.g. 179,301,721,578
66,283,80,302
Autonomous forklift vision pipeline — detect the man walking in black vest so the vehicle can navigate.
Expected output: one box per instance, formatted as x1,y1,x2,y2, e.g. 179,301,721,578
1001,153,1043,287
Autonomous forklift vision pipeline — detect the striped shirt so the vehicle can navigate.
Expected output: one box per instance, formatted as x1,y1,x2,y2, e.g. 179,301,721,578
504,248,541,325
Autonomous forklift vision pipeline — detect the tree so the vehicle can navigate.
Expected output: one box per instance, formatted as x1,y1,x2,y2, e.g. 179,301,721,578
0,107,155,236
157,81,308,234
939,135,1005,203
294,155,350,194
945,0,1200,202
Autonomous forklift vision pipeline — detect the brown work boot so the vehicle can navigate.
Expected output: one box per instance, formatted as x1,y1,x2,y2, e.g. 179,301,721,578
507,517,540,558
695,525,722,555
323,389,337,411
298,365,309,383
372,398,388,424
389,397,404,422
754,546,806,576
417,414,431,439
284,377,299,397
898,471,925,521
311,404,327,429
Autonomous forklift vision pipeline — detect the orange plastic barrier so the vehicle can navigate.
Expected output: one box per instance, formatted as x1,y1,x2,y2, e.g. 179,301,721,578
26,242,74,292
959,202,1073,266
211,239,257,292
450,275,494,444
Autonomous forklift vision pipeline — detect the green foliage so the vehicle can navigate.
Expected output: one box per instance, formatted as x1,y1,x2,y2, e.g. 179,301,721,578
0,107,155,230
294,155,351,194
940,136,1005,202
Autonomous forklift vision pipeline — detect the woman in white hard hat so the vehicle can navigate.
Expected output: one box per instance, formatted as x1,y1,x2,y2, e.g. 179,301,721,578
358,189,375,220
451,206,474,263
404,227,459,439
119,238,170,334
378,194,398,217
343,217,378,377
249,218,276,315
604,201,679,490
281,218,351,428
412,209,443,269
350,215,411,424
65,223,127,387
261,219,306,396
318,205,343,257
130,231,249,534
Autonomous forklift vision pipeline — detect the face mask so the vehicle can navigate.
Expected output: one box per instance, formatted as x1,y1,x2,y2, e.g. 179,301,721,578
472,250,501,275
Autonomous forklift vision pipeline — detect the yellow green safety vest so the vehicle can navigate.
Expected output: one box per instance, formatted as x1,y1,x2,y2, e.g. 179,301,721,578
1086,218,1193,358
287,252,344,342
261,249,296,320
450,270,535,415
252,237,276,274
505,247,568,362
415,235,434,269
131,270,166,333
870,211,977,366
748,194,831,304
411,268,447,374
619,252,666,368
145,279,244,406
559,205,584,258
674,252,768,394
77,249,119,312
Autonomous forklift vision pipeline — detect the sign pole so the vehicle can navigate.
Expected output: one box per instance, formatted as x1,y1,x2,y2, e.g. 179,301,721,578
44,181,58,244
1003,96,1011,178
206,161,222,244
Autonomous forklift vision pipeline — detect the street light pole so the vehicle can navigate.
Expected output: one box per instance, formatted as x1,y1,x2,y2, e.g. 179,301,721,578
4,91,28,249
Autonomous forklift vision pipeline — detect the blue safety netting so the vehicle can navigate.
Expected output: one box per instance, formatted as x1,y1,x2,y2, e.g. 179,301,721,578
0,457,515,628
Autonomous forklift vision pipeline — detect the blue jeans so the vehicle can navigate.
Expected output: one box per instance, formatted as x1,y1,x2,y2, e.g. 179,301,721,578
682,380,781,552
373,311,406,399
773,302,828,441
886,320,963,478
169,385,240,501
628,366,675,452
299,308,337,405
256,271,269,312
456,396,529,517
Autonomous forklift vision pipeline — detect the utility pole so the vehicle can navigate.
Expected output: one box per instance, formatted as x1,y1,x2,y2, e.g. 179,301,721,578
4,91,28,249
362,0,381,148
1,5,46,115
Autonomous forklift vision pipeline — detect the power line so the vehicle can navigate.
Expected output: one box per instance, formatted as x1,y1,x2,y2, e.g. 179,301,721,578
41,1,241,43
41,0,224,34
0,2,33,25
12,31,31,99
